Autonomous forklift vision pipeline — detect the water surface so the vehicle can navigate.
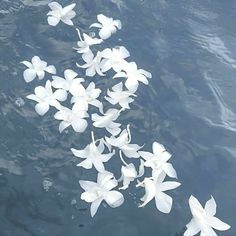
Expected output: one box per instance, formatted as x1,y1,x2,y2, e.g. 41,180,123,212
0,0,236,235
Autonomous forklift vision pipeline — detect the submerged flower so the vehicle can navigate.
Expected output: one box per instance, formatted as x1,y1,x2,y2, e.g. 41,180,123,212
105,82,136,109
54,102,88,133
76,50,104,77
114,62,152,92
52,69,84,95
105,125,142,158
90,14,122,40
27,80,67,116
74,28,103,54
139,142,177,179
92,108,122,136
118,151,144,190
47,2,76,26
137,172,181,213
21,56,56,83
71,132,114,172
71,82,103,113
184,196,231,236
79,172,124,217
100,46,130,72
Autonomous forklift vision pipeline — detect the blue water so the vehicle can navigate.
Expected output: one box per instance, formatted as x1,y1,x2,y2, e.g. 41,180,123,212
0,0,236,235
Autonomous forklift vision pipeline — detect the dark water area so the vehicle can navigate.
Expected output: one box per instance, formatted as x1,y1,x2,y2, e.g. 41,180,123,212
0,0,236,235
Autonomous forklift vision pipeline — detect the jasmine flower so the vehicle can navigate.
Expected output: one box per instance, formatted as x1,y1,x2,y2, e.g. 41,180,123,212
139,142,177,179
184,195,231,236
90,14,122,40
54,102,88,133
47,2,76,26
71,132,114,172
27,80,67,116
21,56,56,83
79,172,124,217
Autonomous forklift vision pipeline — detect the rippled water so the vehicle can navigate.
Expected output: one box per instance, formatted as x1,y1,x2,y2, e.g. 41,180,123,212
0,0,236,235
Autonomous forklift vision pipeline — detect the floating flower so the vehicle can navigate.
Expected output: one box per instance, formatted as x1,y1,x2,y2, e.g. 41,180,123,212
52,69,84,95
100,46,130,73
79,172,124,217
137,172,181,213
105,82,136,109
114,62,152,92
71,82,103,113
74,28,103,54
90,14,122,40
76,50,104,77
105,125,142,158
27,80,67,116
71,132,114,172
54,102,88,133
118,151,144,190
92,108,122,136
47,2,76,26
184,195,231,236
21,56,56,83
139,141,177,179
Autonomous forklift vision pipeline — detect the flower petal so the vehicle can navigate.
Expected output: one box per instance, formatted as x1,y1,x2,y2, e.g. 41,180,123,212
35,102,49,116
58,121,70,133
21,61,32,68
90,198,103,217
71,119,87,133
23,69,36,83
189,195,204,214
99,27,112,40
53,89,68,101
104,190,124,208
45,65,56,74
36,70,45,80
204,196,216,216
162,163,177,178
206,215,231,231
155,192,173,214
159,181,181,192
184,219,200,236
47,16,60,26
48,2,62,11
152,142,166,156
64,69,78,81
78,159,93,169
79,180,97,191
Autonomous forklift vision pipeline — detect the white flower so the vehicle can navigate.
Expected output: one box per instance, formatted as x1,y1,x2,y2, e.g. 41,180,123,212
76,50,104,77
92,108,122,136
137,173,181,213
184,195,231,236
139,142,177,179
47,2,76,26
114,62,152,92
51,69,84,95
21,56,56,83
79,172,124,217
100,46,130,72
90,14,122,40
74,28,103,54
105,125,142,158
71,82,103,113
27,80,67,116
71,132,114,172
118,151,144,190
105,82,136,109
54,102,88,133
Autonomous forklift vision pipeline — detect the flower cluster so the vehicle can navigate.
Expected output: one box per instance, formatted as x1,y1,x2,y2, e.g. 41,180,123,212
21,2,231,235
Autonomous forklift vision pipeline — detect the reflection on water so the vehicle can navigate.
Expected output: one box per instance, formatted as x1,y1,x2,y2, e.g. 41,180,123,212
0,0,236,235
